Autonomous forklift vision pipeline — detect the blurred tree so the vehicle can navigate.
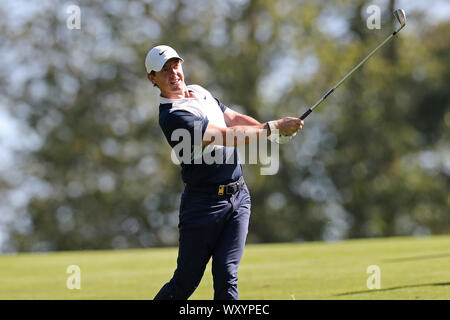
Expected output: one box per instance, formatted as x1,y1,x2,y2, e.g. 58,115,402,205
325,0,450,238
0,0,448,253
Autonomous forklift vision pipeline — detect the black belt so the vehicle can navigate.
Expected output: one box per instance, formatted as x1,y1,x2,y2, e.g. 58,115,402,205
185,176,245,195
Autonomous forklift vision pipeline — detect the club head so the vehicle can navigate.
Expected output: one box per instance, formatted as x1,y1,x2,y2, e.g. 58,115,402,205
393,9,406,31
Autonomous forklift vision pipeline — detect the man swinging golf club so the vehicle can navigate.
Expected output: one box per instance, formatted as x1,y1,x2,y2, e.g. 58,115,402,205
146,45,303,300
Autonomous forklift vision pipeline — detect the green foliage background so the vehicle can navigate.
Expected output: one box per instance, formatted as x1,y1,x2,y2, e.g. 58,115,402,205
0,0,448,252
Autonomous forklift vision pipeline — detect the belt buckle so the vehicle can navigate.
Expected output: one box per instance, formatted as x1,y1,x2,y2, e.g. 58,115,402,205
218,185,225,195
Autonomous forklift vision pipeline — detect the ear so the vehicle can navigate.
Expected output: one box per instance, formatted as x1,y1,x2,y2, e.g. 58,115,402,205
147,73,155,84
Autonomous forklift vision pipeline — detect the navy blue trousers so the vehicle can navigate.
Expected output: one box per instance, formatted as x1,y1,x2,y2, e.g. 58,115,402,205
154,183,251,300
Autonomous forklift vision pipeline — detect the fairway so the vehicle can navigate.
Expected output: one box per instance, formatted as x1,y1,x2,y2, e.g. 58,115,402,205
0,235,449,300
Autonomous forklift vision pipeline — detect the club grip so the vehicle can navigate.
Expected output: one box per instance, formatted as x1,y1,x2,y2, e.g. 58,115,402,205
299,109,312,120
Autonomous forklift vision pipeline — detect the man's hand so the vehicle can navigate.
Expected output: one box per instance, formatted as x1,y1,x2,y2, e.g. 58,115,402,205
273,117,304,136
266,117,304,144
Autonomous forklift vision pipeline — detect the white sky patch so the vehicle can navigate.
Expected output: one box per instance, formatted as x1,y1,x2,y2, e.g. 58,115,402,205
0,108,25,168
397,0,450,24
258,49,319,106
317,8,350,39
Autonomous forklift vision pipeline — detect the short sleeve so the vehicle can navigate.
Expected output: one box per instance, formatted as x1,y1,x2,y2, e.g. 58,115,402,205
159,110,209,149
214,98,228,113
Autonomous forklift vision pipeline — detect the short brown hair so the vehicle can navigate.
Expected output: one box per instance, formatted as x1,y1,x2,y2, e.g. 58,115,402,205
149,70,157,87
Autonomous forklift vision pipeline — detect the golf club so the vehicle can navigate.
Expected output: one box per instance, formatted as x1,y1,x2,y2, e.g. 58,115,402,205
299,9,407,120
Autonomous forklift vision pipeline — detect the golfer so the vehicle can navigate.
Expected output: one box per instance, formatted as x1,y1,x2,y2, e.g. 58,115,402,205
146,45,303,300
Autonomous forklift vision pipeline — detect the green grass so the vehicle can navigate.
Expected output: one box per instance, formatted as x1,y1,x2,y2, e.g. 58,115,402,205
0,235,449,299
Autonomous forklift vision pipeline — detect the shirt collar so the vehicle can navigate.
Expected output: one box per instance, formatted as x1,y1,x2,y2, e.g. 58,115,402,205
158,87,202,104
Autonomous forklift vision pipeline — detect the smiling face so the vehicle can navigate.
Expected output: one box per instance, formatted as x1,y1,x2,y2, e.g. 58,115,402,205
147,58,187,99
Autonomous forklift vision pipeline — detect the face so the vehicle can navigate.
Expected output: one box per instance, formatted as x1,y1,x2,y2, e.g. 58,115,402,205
148,58,186,98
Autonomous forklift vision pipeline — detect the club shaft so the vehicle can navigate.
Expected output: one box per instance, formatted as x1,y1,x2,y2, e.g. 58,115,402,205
300,30,399,120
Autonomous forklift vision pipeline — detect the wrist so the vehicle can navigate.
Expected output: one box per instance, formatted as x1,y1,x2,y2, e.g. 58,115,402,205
268,121,277,136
